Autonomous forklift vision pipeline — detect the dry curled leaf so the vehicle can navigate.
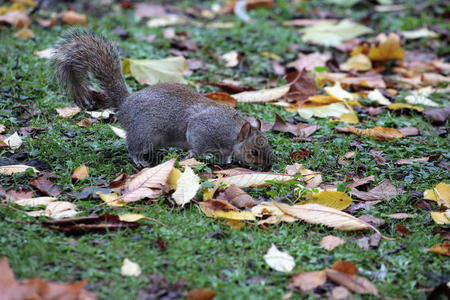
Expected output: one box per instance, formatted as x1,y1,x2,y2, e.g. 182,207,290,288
288,270,326,291
427,242,450,256
326,269,379,295
220,184,256,209
369,33,404,61
198,200,255,221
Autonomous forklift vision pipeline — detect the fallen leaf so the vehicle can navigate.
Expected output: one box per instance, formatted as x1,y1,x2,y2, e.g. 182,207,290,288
424,182,450,207
186,289,217,300
232,85,290,103
358,214,385,227
110,126,126,139
297,102,352,119
199,201,255,220
388,103,424,112
367,89,392,105
340,54,372,71
350,180,398,201
288,270,326,291
220,50,241,67
14,26,34,39
400,27,438,39
119,213,147,222
97,192,124,207
395,224,411,236
62,10,87,25
395,156,433,165
336,126,404,140
301,191,352,210
301,20,372,47
387,213,415,220
72,165,89,183
424,106,450,123
211,172,294,188
326,269,379,295
330,286,352,300
0,257,96,300
204,92,237,107
369,33,404,61
430,212,450,225
43,213,140,232
324,82,358,101
86,109,115,119
275,202,384,234
167,167,182,190
287,52,331,72
147,15,186,27
179,158,204,168
172,166,200,206
3,132,22,149
0,10,30,28
427,242,450,256
56,106,81,118
263,244,295,272
405,87,439,107
13,197,56,207
220,184,256,209
121,159,175,203
272,114,319,137
330,260,357,275
121,258,141,277
122,57,187,85
320,235,345,251
29,177,61,197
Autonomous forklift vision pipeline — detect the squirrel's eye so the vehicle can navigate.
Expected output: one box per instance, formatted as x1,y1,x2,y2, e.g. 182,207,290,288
251,149,258,156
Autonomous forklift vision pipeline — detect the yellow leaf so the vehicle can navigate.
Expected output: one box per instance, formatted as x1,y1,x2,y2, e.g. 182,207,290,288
338,112,359,124
337,126,404,140
119,213,147,222
203,176,223,201
308,95,340,104
340,54,372,71
427,242,450,256
430,212,450,225
14,26,34,39
122,57,187,85
424,182,450,207
369,33,404,61
297,165,322,188
72,165,89,182
297,103,351,119
167,168,181,190
199,202,256,220
301,191,352,210
97,192,124,207
324,82,358,101
388,103,424,112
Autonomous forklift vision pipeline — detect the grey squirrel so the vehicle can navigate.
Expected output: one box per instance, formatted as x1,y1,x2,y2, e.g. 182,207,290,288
52,29,272,169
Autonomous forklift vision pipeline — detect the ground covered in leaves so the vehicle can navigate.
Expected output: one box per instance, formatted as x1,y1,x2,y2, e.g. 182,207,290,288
0,0,449,299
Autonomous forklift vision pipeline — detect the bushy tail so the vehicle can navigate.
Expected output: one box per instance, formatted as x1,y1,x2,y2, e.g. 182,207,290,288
52,28,129,108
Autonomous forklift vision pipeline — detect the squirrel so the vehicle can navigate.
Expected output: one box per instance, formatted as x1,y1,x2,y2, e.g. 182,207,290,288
51,29,272,169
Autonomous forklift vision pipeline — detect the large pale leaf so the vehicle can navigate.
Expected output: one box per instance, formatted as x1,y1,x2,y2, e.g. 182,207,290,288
232,85,290,103
301,19,372,47
263,244,295,272
172,166,200,206
121,159,175,202
297,103,351,119
122,57,187,85
274,202,385,235
0,164,38,175
210,172,294,188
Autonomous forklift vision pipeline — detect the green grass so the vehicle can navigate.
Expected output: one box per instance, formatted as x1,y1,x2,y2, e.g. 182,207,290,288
1,0,449,299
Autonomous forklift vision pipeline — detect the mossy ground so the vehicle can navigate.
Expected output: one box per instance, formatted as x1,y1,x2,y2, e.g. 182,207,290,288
0,1,449,299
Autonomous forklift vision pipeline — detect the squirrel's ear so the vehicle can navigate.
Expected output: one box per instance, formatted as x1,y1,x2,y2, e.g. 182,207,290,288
255,119,261,130
238,122,252,141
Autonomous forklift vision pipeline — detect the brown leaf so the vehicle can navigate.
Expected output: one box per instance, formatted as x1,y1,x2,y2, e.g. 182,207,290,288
5,188,34,202
395,224,411,237
14,27,34,39
109,173,129,189
289,150,313,160
358,214,386,227
287,52,331,72
219,184,257,209
186,288,217,300
30,177,62,197
325,269,379,295
330,260,357,275
427,242,450,256
424,106,450,124
204,92,237,107
0,257,96,299
398,126,420,137
72,165,89,183
369,233,381,248
0,11,31,28
351,180,399,201
349,175,375,189
320,235,345,251
42,213,140,233
286,70,317,102
272,114,319,137
61,10,87,26
288,270,326,291
198,80,254,93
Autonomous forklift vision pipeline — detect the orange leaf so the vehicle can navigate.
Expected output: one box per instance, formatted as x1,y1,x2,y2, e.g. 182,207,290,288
204,92,237,107
427,242,450,256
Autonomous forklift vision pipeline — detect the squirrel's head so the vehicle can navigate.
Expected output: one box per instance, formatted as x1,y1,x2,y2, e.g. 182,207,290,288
233,121,272,170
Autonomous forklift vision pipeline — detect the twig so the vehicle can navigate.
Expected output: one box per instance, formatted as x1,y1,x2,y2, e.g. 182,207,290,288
375,244,407,262
404,136,426,144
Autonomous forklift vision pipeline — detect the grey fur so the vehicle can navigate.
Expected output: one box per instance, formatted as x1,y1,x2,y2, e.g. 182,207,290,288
52,29,272,169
